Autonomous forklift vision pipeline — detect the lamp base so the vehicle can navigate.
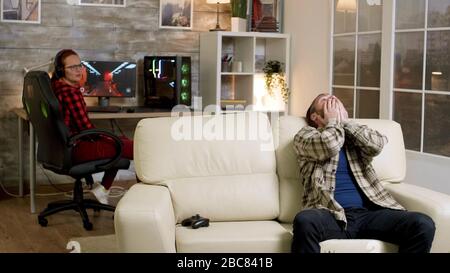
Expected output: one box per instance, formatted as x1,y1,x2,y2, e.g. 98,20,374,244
209,28,226,32
209,24,226,32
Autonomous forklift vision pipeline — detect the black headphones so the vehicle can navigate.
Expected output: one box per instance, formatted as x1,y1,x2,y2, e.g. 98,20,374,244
53,49,77,79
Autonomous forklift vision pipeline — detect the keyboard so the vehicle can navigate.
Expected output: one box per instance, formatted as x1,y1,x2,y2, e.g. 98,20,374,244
86,106,122,113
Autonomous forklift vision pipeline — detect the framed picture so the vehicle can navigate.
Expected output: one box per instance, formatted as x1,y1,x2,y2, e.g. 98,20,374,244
1,0,41,24
249,0,283,33
159,0,193,30
78,0,125,7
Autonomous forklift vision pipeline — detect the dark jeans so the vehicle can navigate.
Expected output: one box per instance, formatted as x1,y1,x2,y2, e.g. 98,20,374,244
291,208,435,253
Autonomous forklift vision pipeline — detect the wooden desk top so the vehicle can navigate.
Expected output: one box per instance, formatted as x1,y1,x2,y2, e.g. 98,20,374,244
11,107,194,121
12,108,29,120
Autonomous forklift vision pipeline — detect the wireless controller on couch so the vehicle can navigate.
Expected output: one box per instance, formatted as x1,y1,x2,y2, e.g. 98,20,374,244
181,214,209,229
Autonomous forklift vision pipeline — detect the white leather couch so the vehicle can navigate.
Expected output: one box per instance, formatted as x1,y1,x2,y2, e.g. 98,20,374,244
114,112,450,253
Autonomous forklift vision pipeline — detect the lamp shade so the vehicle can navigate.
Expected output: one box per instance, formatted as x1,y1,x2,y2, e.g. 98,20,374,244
206,0,230,3
10,0,20,9
336,0,356,12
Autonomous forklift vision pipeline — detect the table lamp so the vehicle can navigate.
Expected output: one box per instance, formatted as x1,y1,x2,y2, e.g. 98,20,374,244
207,0,230,31
336,0,356,12
23,58,55,76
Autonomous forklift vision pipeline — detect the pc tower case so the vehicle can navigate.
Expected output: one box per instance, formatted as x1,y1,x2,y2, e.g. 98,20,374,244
143,56,191,109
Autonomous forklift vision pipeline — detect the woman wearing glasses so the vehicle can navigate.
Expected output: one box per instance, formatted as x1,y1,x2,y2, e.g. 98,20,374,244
51,49,133,205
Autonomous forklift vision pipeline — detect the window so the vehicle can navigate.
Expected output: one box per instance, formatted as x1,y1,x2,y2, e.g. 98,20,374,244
331,0,450,158
393,0,450,157
332,0,383,118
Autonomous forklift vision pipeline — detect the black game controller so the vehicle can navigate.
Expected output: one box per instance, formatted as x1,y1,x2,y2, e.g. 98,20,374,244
181,214,210,229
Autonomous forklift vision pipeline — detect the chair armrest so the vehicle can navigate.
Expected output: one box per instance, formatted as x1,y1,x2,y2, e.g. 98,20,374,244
114,184,176,253
383,182,450,253
69,129,122,171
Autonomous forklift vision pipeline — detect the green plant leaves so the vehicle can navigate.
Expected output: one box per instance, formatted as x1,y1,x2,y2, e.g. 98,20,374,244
263,60,290,103
231,0,247,19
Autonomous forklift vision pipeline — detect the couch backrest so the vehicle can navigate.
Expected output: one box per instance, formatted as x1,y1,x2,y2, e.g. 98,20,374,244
134,112,279,223
275,117,407,223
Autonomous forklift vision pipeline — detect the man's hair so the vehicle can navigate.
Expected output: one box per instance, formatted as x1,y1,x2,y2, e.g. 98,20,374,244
306,93,328,128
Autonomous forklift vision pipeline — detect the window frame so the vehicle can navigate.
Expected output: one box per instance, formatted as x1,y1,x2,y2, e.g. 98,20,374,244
331,0,384,119
393,0,450,158
330,0,450,159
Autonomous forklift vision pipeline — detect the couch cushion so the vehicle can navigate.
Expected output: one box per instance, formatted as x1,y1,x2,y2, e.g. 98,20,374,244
280,224,398,253
134,112,279,222
273,116,306,223
165,173,279,223
355,119,406,182
134,112,276,182
275,117,407,223
176,221,292,253
320,239,398,253
272,116,306,181
277,177,303,223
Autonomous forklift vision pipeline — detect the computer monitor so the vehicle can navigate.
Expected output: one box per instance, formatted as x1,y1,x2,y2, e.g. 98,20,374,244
80,60,137,107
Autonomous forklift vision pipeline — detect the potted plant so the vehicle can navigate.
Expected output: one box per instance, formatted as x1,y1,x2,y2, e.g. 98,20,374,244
263,60,290,104
231,0,247,32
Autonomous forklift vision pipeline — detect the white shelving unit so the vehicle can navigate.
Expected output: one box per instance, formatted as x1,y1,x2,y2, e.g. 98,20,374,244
200,31,290,112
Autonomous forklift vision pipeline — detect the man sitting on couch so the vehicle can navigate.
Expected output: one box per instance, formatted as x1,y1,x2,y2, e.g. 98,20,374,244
291,94,435,253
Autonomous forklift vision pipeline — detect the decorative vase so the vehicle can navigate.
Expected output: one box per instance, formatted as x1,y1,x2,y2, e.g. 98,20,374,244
231,17,247,32
231,0,247,32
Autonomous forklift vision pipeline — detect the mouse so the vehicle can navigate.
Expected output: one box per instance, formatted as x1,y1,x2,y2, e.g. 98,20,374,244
126,108,135,113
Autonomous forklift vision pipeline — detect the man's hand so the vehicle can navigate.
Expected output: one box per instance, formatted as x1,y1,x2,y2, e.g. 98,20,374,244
324,96,339,125
337,98,348,122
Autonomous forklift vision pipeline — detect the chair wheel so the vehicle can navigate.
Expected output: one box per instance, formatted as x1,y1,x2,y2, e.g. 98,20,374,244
83,222,93,231
38,216,48,227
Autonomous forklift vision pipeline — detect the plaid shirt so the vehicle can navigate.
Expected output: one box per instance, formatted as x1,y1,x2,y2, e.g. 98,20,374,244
52,79,95,136
293,119,404,226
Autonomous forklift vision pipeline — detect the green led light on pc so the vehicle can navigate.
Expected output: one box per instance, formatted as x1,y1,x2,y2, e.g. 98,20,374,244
181,64,189,74
181,92,188,101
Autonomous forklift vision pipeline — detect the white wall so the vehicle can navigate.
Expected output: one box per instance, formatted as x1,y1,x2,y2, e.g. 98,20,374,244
284,0,332,117
284,0,450,195
405,152,450,195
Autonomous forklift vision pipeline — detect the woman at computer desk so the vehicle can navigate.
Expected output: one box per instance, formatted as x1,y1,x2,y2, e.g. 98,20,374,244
51,49,133,205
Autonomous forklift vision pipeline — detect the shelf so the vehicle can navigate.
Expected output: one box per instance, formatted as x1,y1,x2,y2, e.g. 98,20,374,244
221,36,254,74
200,32,290,113
220,99,247,111
221,72,254,76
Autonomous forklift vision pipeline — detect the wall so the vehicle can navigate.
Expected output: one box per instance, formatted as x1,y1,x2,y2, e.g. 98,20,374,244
0,0,230,186
284,0,331,117
405,152,450,195
283,0,450,195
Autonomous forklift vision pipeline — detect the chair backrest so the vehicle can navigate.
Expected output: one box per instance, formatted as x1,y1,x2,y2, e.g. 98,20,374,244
274,116,407,223
22,71,72,173
133,112,279,223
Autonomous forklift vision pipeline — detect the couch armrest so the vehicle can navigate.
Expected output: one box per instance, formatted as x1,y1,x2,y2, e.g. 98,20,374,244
114,184,176,252
383,182,450,253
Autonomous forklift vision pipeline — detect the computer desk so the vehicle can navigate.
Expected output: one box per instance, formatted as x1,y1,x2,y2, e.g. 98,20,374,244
11,107,187,213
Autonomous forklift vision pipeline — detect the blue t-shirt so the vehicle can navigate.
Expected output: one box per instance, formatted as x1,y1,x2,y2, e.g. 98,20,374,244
334,149,365,209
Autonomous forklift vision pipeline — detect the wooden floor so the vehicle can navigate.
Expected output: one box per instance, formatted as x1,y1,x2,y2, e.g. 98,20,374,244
0,181,135,253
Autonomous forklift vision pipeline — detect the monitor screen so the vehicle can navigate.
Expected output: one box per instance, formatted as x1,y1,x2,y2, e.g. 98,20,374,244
80,60,136,97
